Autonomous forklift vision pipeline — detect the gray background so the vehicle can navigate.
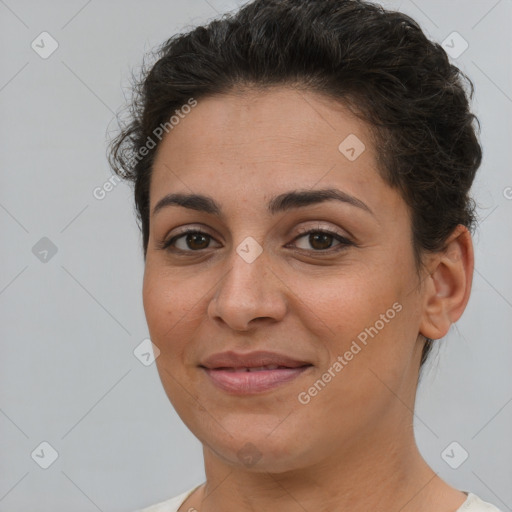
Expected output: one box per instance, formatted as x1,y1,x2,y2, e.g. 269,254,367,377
0,0,511,511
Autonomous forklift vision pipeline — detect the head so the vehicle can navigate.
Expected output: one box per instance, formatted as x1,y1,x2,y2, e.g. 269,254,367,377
109,0,481,472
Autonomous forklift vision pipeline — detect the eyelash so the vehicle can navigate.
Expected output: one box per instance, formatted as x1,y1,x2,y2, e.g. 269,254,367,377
159,226,354,254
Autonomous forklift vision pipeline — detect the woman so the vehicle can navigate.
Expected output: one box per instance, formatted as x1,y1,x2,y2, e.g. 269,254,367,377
109,0,502,510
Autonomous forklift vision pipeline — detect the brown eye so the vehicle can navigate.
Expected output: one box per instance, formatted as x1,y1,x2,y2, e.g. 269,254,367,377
307,232,334,250
162,229,221,252
183,232,210,250
292,229,353,252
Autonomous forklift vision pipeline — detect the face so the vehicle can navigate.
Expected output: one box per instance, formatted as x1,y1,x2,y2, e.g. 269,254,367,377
143,87,428,473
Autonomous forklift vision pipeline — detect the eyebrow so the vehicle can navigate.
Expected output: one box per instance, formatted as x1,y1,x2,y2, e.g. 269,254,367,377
152,188,373,218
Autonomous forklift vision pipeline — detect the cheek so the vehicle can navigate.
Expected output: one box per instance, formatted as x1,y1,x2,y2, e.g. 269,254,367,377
295,300,416,436
294,267,419,390
293,269,401,341
142,266,200,357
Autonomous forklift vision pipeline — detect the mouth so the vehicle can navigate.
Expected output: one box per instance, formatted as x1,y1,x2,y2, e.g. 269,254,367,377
199,351,313,394
212,364,306,372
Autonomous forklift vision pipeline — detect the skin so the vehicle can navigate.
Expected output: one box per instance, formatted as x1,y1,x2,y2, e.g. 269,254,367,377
142,87,474,512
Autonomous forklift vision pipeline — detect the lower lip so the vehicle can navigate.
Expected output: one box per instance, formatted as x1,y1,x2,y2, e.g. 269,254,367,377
202,366,312,394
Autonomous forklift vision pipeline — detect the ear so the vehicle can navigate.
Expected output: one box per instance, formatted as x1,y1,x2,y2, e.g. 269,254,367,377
419,225,474,340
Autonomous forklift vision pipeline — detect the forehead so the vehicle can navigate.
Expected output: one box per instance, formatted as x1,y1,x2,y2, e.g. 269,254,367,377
150,87,397,215
155,87,369,159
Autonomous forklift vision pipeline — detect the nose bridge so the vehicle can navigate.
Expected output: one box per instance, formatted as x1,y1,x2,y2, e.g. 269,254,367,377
221,237,269,301
209,237,286,329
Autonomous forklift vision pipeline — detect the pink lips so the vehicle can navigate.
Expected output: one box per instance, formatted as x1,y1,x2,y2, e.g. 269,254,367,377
199,350,313,394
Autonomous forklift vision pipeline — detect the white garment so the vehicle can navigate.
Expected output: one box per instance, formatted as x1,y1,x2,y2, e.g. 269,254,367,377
135,484,503,512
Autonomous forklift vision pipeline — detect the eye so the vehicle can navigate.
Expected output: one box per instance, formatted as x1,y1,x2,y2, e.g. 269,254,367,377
160,228,220,252
159,226,354,254
290,227,353,252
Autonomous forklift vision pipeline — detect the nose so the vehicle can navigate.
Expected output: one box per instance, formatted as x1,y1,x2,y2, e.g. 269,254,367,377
207,241,288,332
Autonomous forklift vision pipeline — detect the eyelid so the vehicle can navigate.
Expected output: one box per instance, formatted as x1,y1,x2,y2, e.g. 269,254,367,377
293,224,350,240
164,224,218,241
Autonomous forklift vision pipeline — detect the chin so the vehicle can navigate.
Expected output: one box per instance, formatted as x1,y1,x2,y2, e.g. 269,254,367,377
197,419,320,474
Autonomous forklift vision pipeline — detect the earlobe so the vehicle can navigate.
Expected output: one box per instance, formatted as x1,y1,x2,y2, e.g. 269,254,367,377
419,225,474,341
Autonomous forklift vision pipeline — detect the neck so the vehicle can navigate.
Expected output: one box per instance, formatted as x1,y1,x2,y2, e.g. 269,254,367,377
196,415,452,512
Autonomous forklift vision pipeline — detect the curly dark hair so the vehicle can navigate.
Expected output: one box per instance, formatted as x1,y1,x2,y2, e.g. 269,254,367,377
108,0,482,368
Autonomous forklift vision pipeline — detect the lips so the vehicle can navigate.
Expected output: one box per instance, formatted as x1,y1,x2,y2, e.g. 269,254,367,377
199,350,313,394
199,350,311,370
219,365,293,372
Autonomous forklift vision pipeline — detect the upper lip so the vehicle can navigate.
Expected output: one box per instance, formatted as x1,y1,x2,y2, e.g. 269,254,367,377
199,350,312,369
